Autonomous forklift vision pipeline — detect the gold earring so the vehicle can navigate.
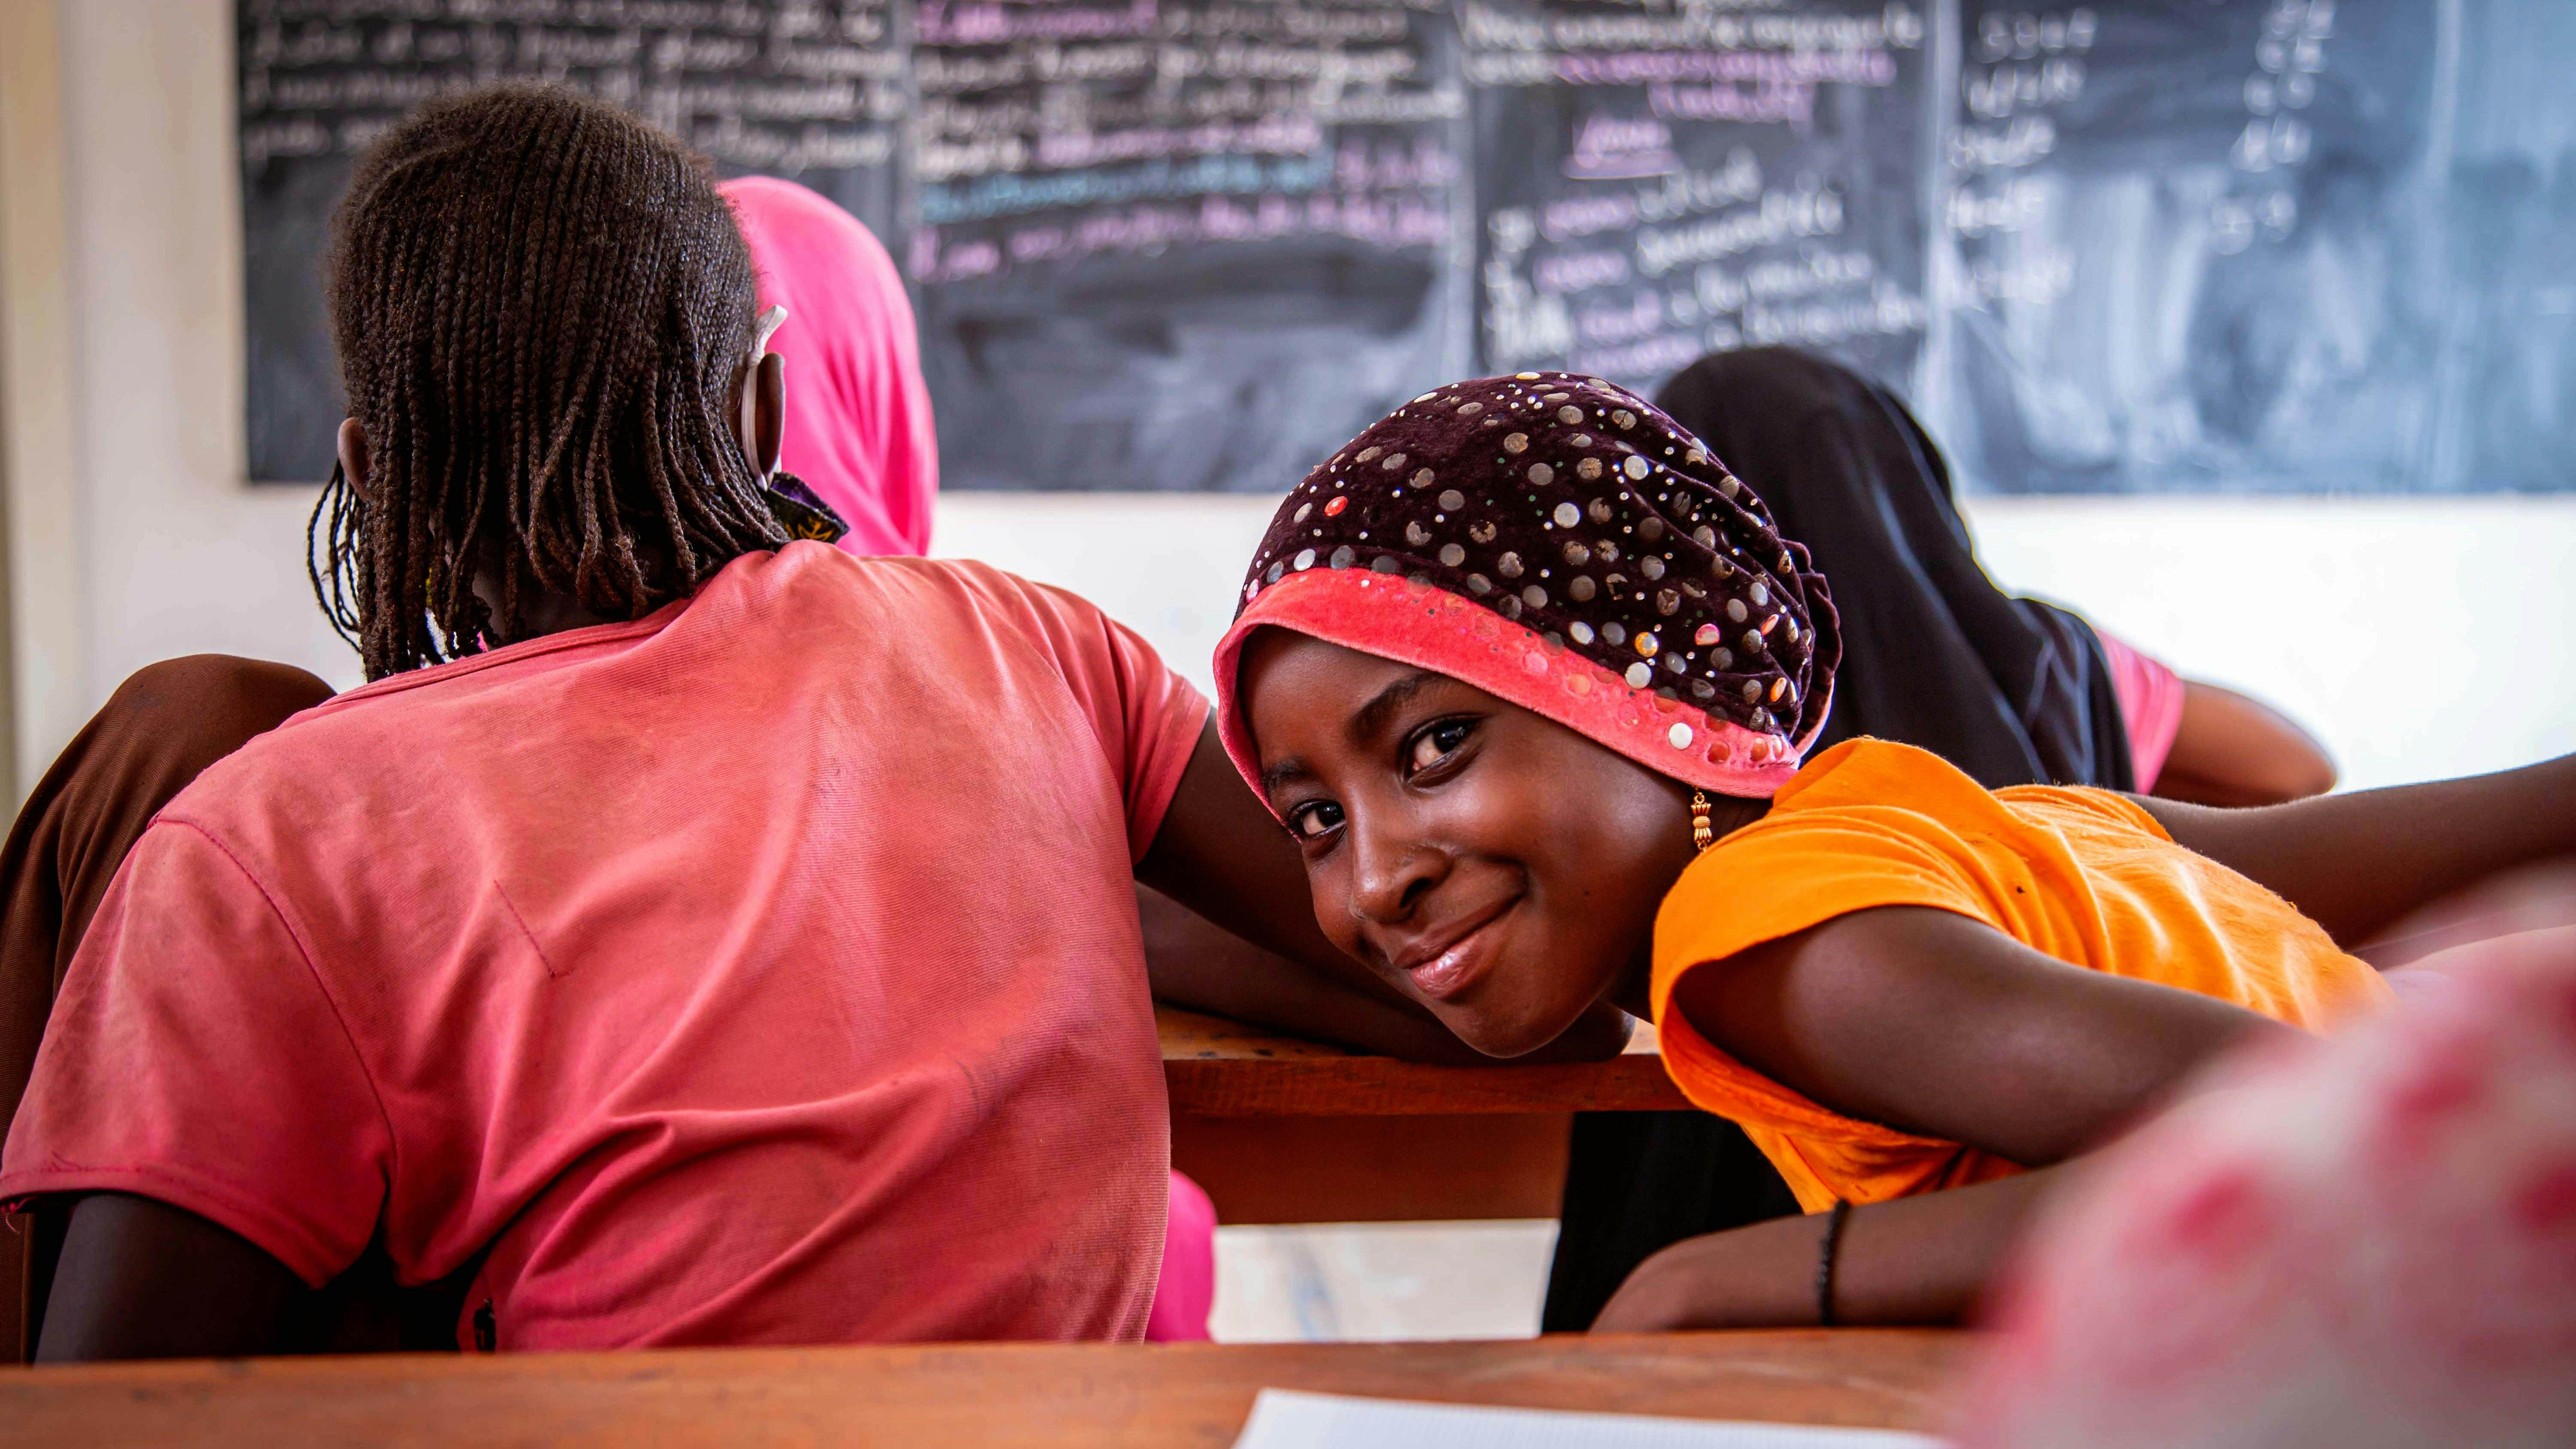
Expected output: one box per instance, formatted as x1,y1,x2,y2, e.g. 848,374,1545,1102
1691,791,1715,852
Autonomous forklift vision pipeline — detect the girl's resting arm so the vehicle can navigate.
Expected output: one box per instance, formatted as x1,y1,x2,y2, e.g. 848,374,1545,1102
2133,750,2576,948
1592,1166,2062,1332
1671,906,2285,1167
1629,911,2278,1333
2151,680,2338,808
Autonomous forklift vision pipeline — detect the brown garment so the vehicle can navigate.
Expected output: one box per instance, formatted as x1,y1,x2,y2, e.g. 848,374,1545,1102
0,656,333,1362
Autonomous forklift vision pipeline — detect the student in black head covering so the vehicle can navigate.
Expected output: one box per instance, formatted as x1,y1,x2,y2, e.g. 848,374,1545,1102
1542,346,2336,1331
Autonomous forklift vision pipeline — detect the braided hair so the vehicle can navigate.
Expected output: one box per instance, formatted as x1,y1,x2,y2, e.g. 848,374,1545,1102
309,83,788,681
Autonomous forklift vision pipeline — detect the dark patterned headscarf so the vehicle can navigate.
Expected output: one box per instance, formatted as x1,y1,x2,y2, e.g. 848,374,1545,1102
1214,371,1840,801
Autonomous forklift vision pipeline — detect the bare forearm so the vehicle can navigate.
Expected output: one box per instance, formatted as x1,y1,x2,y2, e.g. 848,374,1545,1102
1137,884,1481,1061
1138,884,1629,1063
1592,1167,2062,1332
2138,752,2576,946
2150,681,2337,808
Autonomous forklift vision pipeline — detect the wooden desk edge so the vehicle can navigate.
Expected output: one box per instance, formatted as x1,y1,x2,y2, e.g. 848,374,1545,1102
1166,1053,1691,1115
0,1331,1975,1444
1157,1005,1690,1116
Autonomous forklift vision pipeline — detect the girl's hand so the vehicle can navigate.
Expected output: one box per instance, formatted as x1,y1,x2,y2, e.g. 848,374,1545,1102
1591,1234,1781,1333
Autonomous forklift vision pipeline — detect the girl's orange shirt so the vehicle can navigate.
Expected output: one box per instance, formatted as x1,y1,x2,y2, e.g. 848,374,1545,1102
1650,738,2393,1213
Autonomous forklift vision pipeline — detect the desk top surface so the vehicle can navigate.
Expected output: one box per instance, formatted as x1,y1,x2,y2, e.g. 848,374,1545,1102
1157,1006,1690,1116
0,1330,1969,1447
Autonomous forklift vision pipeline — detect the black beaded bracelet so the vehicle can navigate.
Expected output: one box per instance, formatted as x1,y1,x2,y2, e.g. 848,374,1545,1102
1816,1198,1853,1328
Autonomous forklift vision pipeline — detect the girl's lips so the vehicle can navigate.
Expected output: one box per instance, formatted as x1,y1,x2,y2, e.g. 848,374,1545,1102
1398,900,1516,1002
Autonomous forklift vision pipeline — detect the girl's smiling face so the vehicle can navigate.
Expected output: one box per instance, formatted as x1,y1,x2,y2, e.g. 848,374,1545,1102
1238,627,1711,1058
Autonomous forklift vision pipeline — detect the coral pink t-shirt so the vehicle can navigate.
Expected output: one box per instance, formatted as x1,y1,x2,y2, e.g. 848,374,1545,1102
1,544,1207,1351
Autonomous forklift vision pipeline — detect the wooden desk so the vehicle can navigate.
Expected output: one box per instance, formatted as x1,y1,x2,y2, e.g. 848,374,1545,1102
1159,1007,1689,1117
1157,1008,1685,1225
0,1330,1968,1446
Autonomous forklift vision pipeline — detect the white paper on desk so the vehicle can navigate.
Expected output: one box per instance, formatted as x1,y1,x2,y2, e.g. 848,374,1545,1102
1230,1389,1945,1449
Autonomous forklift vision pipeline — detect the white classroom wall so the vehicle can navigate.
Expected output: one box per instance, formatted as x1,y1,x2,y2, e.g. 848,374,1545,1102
20,0,2574,796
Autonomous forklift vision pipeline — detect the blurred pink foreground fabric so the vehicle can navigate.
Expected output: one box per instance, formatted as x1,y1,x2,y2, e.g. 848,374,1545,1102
1959,876,2576,1447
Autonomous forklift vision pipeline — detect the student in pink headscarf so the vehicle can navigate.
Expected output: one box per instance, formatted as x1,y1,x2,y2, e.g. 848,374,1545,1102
719,176,937,558
720,176,1219,1341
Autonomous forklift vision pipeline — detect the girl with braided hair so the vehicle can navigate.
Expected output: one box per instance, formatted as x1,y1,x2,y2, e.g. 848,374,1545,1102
1216,371,2576,1330
3,84,1457,1359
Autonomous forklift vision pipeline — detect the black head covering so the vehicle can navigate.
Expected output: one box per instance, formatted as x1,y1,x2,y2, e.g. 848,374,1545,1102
1542,348,2137,1335
1650,347,2133,792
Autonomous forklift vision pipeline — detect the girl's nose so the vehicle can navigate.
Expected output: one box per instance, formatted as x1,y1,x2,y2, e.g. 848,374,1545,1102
1346,807,1446,927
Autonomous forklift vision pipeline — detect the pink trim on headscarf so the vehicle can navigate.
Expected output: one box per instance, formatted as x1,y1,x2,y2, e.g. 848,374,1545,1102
1215,567,1829,813
720,176,937,557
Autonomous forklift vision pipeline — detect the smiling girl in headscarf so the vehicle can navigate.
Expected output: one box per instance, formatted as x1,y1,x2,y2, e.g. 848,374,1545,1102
1546,347,2341,1330
1213,372,2576,1328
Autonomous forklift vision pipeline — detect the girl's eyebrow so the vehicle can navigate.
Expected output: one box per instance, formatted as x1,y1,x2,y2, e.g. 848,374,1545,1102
1259,758,1317,797
1348,672,1443,747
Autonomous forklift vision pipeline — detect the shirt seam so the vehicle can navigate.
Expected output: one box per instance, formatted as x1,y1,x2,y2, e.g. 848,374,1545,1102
291,593,699,722
0,1162,343,1287
154,816,404,1202
491,878,566,980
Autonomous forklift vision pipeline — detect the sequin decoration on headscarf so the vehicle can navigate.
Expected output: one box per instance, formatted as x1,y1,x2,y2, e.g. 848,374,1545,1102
1213,372,1840,801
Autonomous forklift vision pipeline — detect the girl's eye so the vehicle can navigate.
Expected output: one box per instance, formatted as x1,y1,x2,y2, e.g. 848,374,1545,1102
1407,719,1474,774
1288,801,1344,840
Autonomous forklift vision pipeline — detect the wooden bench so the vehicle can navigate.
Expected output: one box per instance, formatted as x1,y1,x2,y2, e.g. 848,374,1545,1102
1158,1006,1686,1224
0,1329,1970,1445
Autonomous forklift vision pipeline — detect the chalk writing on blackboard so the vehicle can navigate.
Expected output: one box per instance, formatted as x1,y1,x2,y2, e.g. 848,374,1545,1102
238,0,905,483
1934,0,2461,493
1467,0,1933,396
908,0,1470,492
240,1,903,177
233,0,2576,495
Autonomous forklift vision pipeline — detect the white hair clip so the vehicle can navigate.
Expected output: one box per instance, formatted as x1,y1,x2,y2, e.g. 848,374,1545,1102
752,303,789,358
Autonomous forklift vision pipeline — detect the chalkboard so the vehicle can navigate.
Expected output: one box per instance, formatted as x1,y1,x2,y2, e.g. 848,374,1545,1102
906,0,1470,492
236,1,2576,493
2426,0,2576,494
1936,0,2446,491
239,0,907,483
1935,0,2576,493
1464,0,1934,396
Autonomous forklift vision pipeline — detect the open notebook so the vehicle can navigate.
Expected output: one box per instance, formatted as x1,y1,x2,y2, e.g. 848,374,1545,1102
1232,1390,1945,1448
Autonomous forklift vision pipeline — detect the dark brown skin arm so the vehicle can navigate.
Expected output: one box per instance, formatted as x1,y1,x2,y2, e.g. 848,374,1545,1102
1606,907,2281,1330
2149,680,2337,808
1139,722,1628,1063
1593,1167,2061,1331
2135,750,2576,947
1674,906,2285,1166
37,1192,303,1361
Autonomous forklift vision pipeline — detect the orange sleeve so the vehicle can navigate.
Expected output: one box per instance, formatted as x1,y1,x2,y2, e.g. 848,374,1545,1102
1647,805,2018,1206
1991,781,2174,841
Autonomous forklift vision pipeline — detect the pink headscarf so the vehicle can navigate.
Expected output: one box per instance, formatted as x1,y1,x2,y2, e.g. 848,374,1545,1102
720,176,937,557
